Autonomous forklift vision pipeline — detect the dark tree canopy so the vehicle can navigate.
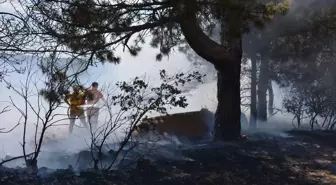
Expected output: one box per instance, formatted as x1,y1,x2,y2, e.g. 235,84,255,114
0,0,291,141
269,3,336,86
241,0,336,86
24,0,289,67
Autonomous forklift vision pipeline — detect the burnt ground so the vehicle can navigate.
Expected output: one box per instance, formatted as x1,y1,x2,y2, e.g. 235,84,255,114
1,130,336,185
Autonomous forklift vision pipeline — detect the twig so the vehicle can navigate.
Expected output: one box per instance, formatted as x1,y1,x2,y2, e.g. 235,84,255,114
0,152,34,166
0,121,20,133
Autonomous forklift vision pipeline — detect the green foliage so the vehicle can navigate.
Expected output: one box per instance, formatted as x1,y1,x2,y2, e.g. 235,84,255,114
38,58,73,104
282,44,336,130
270,9,336,85
111,69,205,114
283,82,336,130
242,1,336,130
88,69,205,170
242,1,336,91
29,0,290,63
215,0,289,40
262,1,336,59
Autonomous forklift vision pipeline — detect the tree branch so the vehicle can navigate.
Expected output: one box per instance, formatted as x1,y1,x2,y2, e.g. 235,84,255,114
179,0,238,68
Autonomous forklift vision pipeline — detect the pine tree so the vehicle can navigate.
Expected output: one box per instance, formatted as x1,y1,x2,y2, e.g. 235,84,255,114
25,0,290,140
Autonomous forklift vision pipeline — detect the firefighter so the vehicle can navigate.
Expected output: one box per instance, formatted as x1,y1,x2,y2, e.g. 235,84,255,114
64,85,89,134
85,82,104,130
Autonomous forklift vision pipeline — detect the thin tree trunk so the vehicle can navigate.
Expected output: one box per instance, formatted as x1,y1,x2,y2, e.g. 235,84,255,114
268,80,274,116
257,59,269,123
330,121,336,130
249,57,257,129
327,115,333,129
297,114,301,128
310,114,318,130
321,115,329,128
26,159,38,174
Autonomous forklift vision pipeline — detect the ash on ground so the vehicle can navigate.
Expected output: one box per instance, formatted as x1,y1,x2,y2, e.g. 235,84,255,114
1,130,336,185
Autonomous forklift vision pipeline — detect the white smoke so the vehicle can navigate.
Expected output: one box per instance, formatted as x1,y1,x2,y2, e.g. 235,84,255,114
0,52,216,171
1,0,333,173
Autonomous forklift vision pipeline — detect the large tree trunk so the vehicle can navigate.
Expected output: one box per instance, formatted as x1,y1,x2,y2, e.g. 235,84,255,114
213,61,242,140
249,57,257,129
179,0,242,140
257,59,269,123
268,80,274,115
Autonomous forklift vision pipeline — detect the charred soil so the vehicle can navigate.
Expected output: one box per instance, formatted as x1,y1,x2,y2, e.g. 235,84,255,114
1,130,335,185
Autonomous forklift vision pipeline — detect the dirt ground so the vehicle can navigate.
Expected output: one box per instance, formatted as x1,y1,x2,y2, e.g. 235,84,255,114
0,130,336,185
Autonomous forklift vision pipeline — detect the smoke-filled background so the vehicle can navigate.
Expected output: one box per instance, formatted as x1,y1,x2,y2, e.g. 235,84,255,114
0,0,334,170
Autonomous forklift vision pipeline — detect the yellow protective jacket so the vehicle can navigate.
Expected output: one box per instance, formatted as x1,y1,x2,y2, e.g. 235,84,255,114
66,91,85,112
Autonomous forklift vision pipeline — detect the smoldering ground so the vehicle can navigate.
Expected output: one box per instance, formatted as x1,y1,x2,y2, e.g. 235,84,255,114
2,125,336,185
0,106,294,173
